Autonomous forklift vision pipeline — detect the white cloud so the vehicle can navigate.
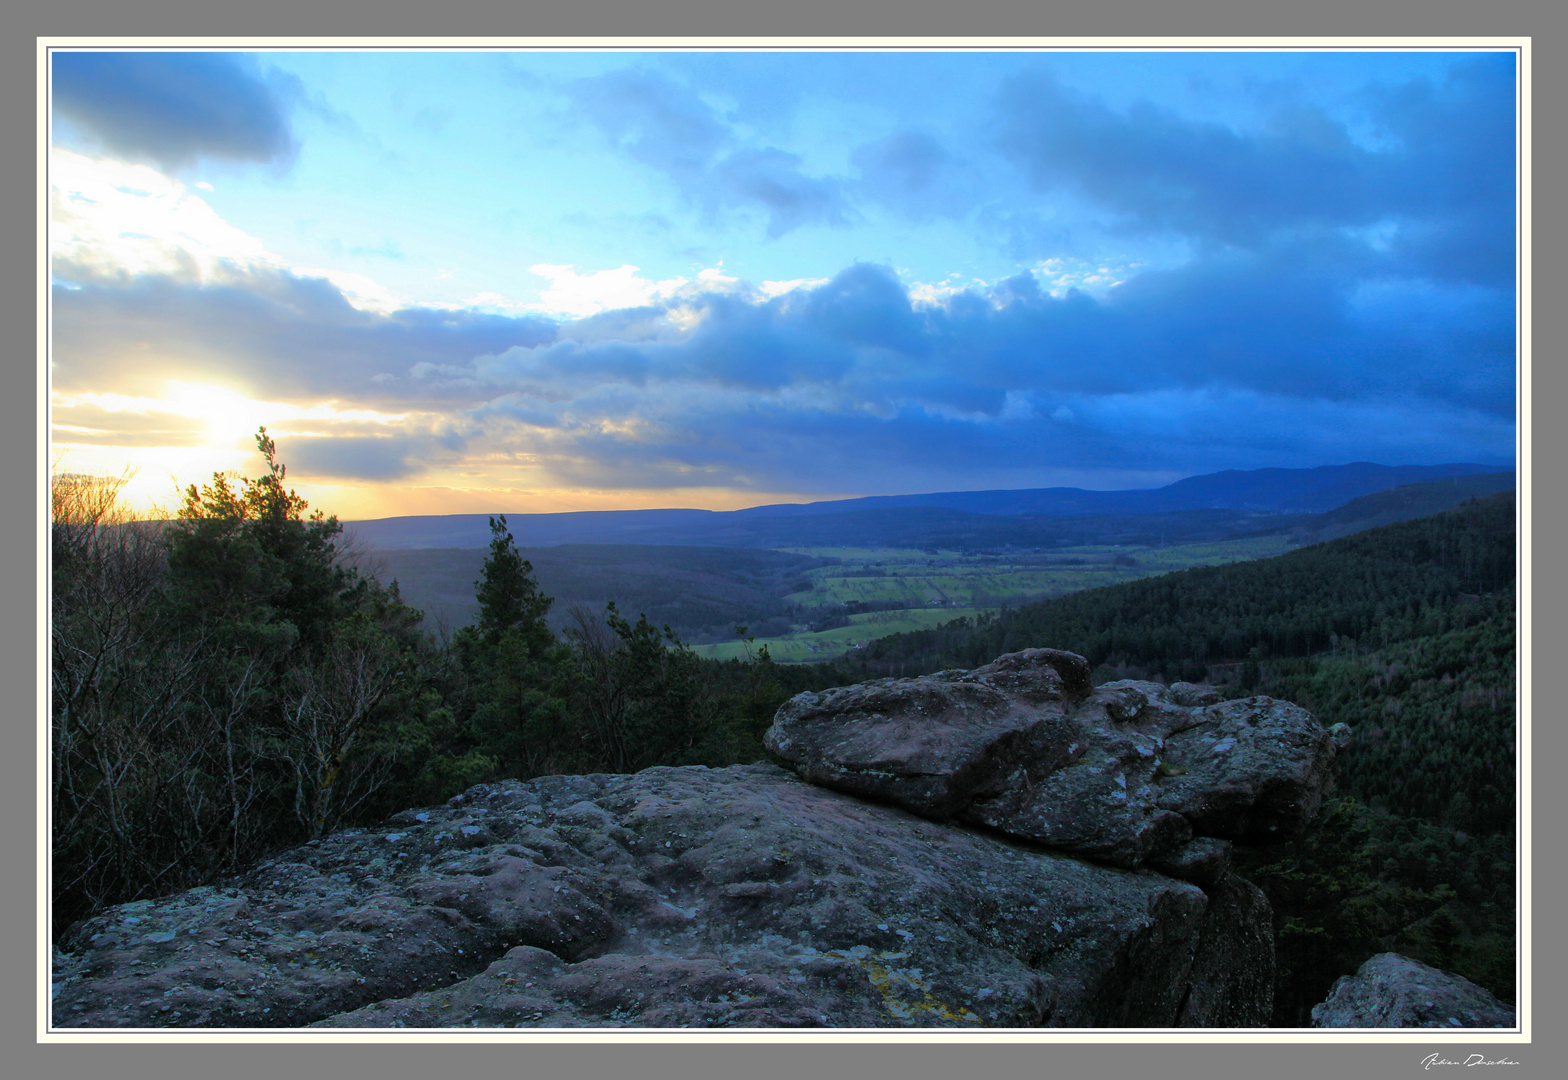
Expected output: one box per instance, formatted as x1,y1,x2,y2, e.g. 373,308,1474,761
54,382,411,427
290,266,402,315
51,148,405,314
694,266,739,287
907,279,976,306
518,262,768,319
907,260,1139,309
50,148,277,283
1033,257,1134,297
526,263,689,319
758,276,830,298
48,155,834,327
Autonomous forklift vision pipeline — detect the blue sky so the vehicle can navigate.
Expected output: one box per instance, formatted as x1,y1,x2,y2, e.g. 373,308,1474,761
48,48,1519,519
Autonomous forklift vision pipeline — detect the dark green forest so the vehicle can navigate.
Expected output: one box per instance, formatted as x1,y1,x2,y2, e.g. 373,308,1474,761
51,434,1518,1027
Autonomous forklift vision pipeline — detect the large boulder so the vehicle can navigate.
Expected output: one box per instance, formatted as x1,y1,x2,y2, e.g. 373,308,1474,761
1310,953,1516,1028
53,762,1272,1029
765,649,1336,867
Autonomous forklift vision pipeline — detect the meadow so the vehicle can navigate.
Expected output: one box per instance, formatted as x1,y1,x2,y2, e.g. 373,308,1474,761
693,534,1295,661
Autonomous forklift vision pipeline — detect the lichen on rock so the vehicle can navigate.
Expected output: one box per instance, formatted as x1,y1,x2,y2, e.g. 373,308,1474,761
1310,953,1516,1028
765,650,1337,866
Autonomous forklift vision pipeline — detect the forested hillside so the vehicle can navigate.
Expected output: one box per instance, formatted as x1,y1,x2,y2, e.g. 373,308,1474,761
1290,471,1517,544
846,491,1513,680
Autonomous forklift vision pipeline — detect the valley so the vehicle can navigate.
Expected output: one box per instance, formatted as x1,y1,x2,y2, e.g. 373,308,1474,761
351,464,1512,659
694,535,1295,661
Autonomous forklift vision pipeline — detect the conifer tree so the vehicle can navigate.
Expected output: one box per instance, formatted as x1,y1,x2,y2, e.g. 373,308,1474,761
474,515,553,648
455,516,569,779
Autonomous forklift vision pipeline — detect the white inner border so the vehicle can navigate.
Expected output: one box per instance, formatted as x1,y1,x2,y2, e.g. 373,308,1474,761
37,35,1532,1046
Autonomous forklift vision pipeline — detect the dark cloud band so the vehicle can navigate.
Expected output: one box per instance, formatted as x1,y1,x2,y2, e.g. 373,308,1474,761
50,255,1515,490
52,52,302,170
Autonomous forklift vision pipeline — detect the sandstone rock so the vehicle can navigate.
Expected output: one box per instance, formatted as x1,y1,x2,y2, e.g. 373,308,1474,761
1169,682,1224,708
765,651,1335,867
761,649,1090,818
1175,870,1275,1027
54,763,1271,1029
1310,953,1516,1028
1147,838,1233,889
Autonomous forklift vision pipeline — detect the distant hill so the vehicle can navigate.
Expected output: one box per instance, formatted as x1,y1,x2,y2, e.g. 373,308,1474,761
358,544,826,642
1292,472,1517,544
738,461,1511,518
344,462,1512,550
1141,462,1511,513
342,508,719,550
630,506,1307,552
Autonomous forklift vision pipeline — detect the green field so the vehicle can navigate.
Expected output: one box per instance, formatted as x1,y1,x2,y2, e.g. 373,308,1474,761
697,606,992,662
693,534,1295,662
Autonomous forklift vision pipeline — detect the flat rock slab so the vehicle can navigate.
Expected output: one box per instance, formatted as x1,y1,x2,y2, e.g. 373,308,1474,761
1310,953,1516,1029
54,764,1270,1029
766,650,1334,867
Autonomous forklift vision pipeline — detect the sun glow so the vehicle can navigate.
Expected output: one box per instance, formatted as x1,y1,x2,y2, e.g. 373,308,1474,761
49,381,420,517
166,380,268,442
54,382,411,431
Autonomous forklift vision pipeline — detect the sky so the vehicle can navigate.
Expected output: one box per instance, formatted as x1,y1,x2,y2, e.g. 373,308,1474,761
47,47,1520,520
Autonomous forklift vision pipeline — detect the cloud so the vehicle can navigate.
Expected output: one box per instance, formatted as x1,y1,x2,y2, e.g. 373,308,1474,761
710,148,854,237
759,276,831,298
567,71,982,236
388,259,1511,493
50,94,1516,501
53,254,1514,496
525,264,692,319
996,72,1371,245
562,55,1513,286
52,266,560,407
568,69,855,238
849,130,978,219
50,149,277,283
51,52,302,170
47,53,1517,505
492,263,796,321
991,57,1516,284
290,267,403,315
47,377,462,486
50,149,412,317
281,435,425,481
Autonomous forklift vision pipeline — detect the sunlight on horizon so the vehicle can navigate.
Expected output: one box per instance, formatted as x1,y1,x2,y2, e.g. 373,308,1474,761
49,426,879,521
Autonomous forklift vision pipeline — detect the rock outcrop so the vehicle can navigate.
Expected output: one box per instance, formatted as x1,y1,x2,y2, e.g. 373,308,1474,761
1310,953,1516,1029
53,649,1338,1029
766,649,1336,867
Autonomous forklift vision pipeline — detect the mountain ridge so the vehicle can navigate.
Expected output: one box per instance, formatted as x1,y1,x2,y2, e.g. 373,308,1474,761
344,462,1512,550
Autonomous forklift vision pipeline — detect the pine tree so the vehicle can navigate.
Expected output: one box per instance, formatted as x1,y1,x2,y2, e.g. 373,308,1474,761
454,516,570,779
474,515,553,647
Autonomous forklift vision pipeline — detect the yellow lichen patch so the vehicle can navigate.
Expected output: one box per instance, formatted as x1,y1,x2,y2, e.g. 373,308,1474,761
821,947,984,1026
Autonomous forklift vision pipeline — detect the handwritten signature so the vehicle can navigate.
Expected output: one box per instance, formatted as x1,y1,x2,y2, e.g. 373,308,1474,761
1421,1053,1521,1070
